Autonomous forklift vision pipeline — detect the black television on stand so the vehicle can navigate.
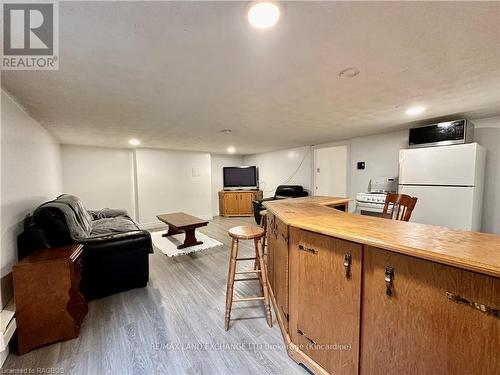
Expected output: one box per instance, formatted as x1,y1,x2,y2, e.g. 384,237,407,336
223,166,258,190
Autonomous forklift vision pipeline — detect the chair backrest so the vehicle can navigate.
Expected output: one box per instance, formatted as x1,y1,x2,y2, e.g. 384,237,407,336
274,185,307,199
382,193,418,222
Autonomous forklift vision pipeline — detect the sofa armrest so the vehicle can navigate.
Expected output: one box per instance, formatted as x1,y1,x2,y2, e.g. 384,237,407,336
88,208,129,219
82,230,152,254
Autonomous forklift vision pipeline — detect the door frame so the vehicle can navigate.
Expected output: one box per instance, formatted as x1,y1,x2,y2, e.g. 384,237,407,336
312,141,350,198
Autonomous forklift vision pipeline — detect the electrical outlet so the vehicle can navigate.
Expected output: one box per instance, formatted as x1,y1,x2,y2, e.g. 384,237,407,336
192,167,201,177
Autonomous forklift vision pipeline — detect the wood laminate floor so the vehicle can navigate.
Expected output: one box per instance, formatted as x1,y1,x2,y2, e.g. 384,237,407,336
4,216,305,375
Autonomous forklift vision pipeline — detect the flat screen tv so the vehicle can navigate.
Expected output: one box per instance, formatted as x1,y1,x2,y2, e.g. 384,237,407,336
223,166,258,190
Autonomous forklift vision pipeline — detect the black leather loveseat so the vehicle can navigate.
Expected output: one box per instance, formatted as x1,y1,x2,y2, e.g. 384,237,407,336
18,194,152,300
252,185,308,224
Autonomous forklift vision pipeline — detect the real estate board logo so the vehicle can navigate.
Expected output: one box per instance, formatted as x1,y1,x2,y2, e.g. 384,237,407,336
2,1,59,70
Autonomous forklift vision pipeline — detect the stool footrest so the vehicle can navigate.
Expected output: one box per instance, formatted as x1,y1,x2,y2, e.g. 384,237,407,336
236,257,256,261
235,270,262,274
234,277,259,282
233,297,265,302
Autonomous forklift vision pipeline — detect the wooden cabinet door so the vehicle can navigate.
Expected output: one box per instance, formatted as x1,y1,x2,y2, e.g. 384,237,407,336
266,214,290,331
360,246,500,375
289,228,362,375
237,192,254,215
273,217,290,330
223,193,239,215
266,212,276,290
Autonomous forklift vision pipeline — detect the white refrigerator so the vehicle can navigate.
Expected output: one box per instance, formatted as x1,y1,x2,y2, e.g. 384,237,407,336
398,143,485,231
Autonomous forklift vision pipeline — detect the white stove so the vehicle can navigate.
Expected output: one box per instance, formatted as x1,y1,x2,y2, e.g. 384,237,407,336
355,177,397,217
355,192,388,215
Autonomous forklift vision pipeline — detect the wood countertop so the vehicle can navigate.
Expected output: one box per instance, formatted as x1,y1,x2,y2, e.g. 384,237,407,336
264,196,500,278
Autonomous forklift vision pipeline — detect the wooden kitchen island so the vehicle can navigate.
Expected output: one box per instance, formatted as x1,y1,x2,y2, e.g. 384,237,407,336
263,196,500,375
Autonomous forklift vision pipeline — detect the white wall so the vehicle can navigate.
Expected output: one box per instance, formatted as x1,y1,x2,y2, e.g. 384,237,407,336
60,147,237,225
346,120,500,233
474,117,500,234
242,121,499,234
241,133,406,204
349,130,408,205
0,90,62,307
243,146,312,198
57,116,500,234
61,145,136,218
135,148,212,226
210,154,244,216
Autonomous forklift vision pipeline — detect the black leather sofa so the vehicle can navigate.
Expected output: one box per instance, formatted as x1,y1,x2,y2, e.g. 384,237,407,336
18,194,152,300
252,185,308,224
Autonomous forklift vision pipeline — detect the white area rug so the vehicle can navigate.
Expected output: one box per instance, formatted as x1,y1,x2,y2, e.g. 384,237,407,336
150,230,223,257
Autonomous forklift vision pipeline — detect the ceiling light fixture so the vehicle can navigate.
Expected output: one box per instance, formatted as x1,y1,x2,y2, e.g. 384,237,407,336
220,129,232,135
405,106,426,116
339,67,360,78
129,138,141,146
227,146,236,154
248,2,280,29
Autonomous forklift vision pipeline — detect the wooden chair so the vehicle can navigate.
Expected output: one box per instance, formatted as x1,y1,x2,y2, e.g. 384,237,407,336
224,225,272,331
382,193,418,222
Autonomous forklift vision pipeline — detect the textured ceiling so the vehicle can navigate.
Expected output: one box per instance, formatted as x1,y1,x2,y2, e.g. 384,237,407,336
2,1,500,154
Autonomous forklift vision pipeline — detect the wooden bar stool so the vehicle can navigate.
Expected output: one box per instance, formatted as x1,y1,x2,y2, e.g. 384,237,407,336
224,225,272,331
254,210,268,270
260,210,268,248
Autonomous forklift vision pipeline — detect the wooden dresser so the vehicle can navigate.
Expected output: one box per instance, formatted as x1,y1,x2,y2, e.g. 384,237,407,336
12,244,87,354
218,190,263,216
264,197,500,375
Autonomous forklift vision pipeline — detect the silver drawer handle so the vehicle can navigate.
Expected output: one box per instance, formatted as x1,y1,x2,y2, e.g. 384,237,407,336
385,267,394,297
343,254,351,279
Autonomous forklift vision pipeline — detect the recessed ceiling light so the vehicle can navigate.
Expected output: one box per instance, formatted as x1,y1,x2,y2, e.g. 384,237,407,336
227,146,236,154
406,106,426,116
248,2,280,29
129,138,141,146
339,67,360,78
220,129,232,134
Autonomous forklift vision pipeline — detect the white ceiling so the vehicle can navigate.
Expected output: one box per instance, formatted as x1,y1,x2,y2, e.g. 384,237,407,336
2,1,500,154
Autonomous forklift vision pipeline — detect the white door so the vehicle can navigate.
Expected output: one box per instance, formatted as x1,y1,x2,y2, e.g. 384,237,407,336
399,185,476,230
314,145,348,197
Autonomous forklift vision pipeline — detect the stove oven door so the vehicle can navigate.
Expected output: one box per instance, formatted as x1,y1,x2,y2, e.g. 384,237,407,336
355,202,386,217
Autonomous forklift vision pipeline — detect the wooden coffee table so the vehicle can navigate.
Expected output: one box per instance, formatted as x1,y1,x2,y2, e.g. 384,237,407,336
156,212,209,249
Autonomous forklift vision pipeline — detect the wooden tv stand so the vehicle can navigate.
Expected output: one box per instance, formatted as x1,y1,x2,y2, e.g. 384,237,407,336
218,190,263,217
